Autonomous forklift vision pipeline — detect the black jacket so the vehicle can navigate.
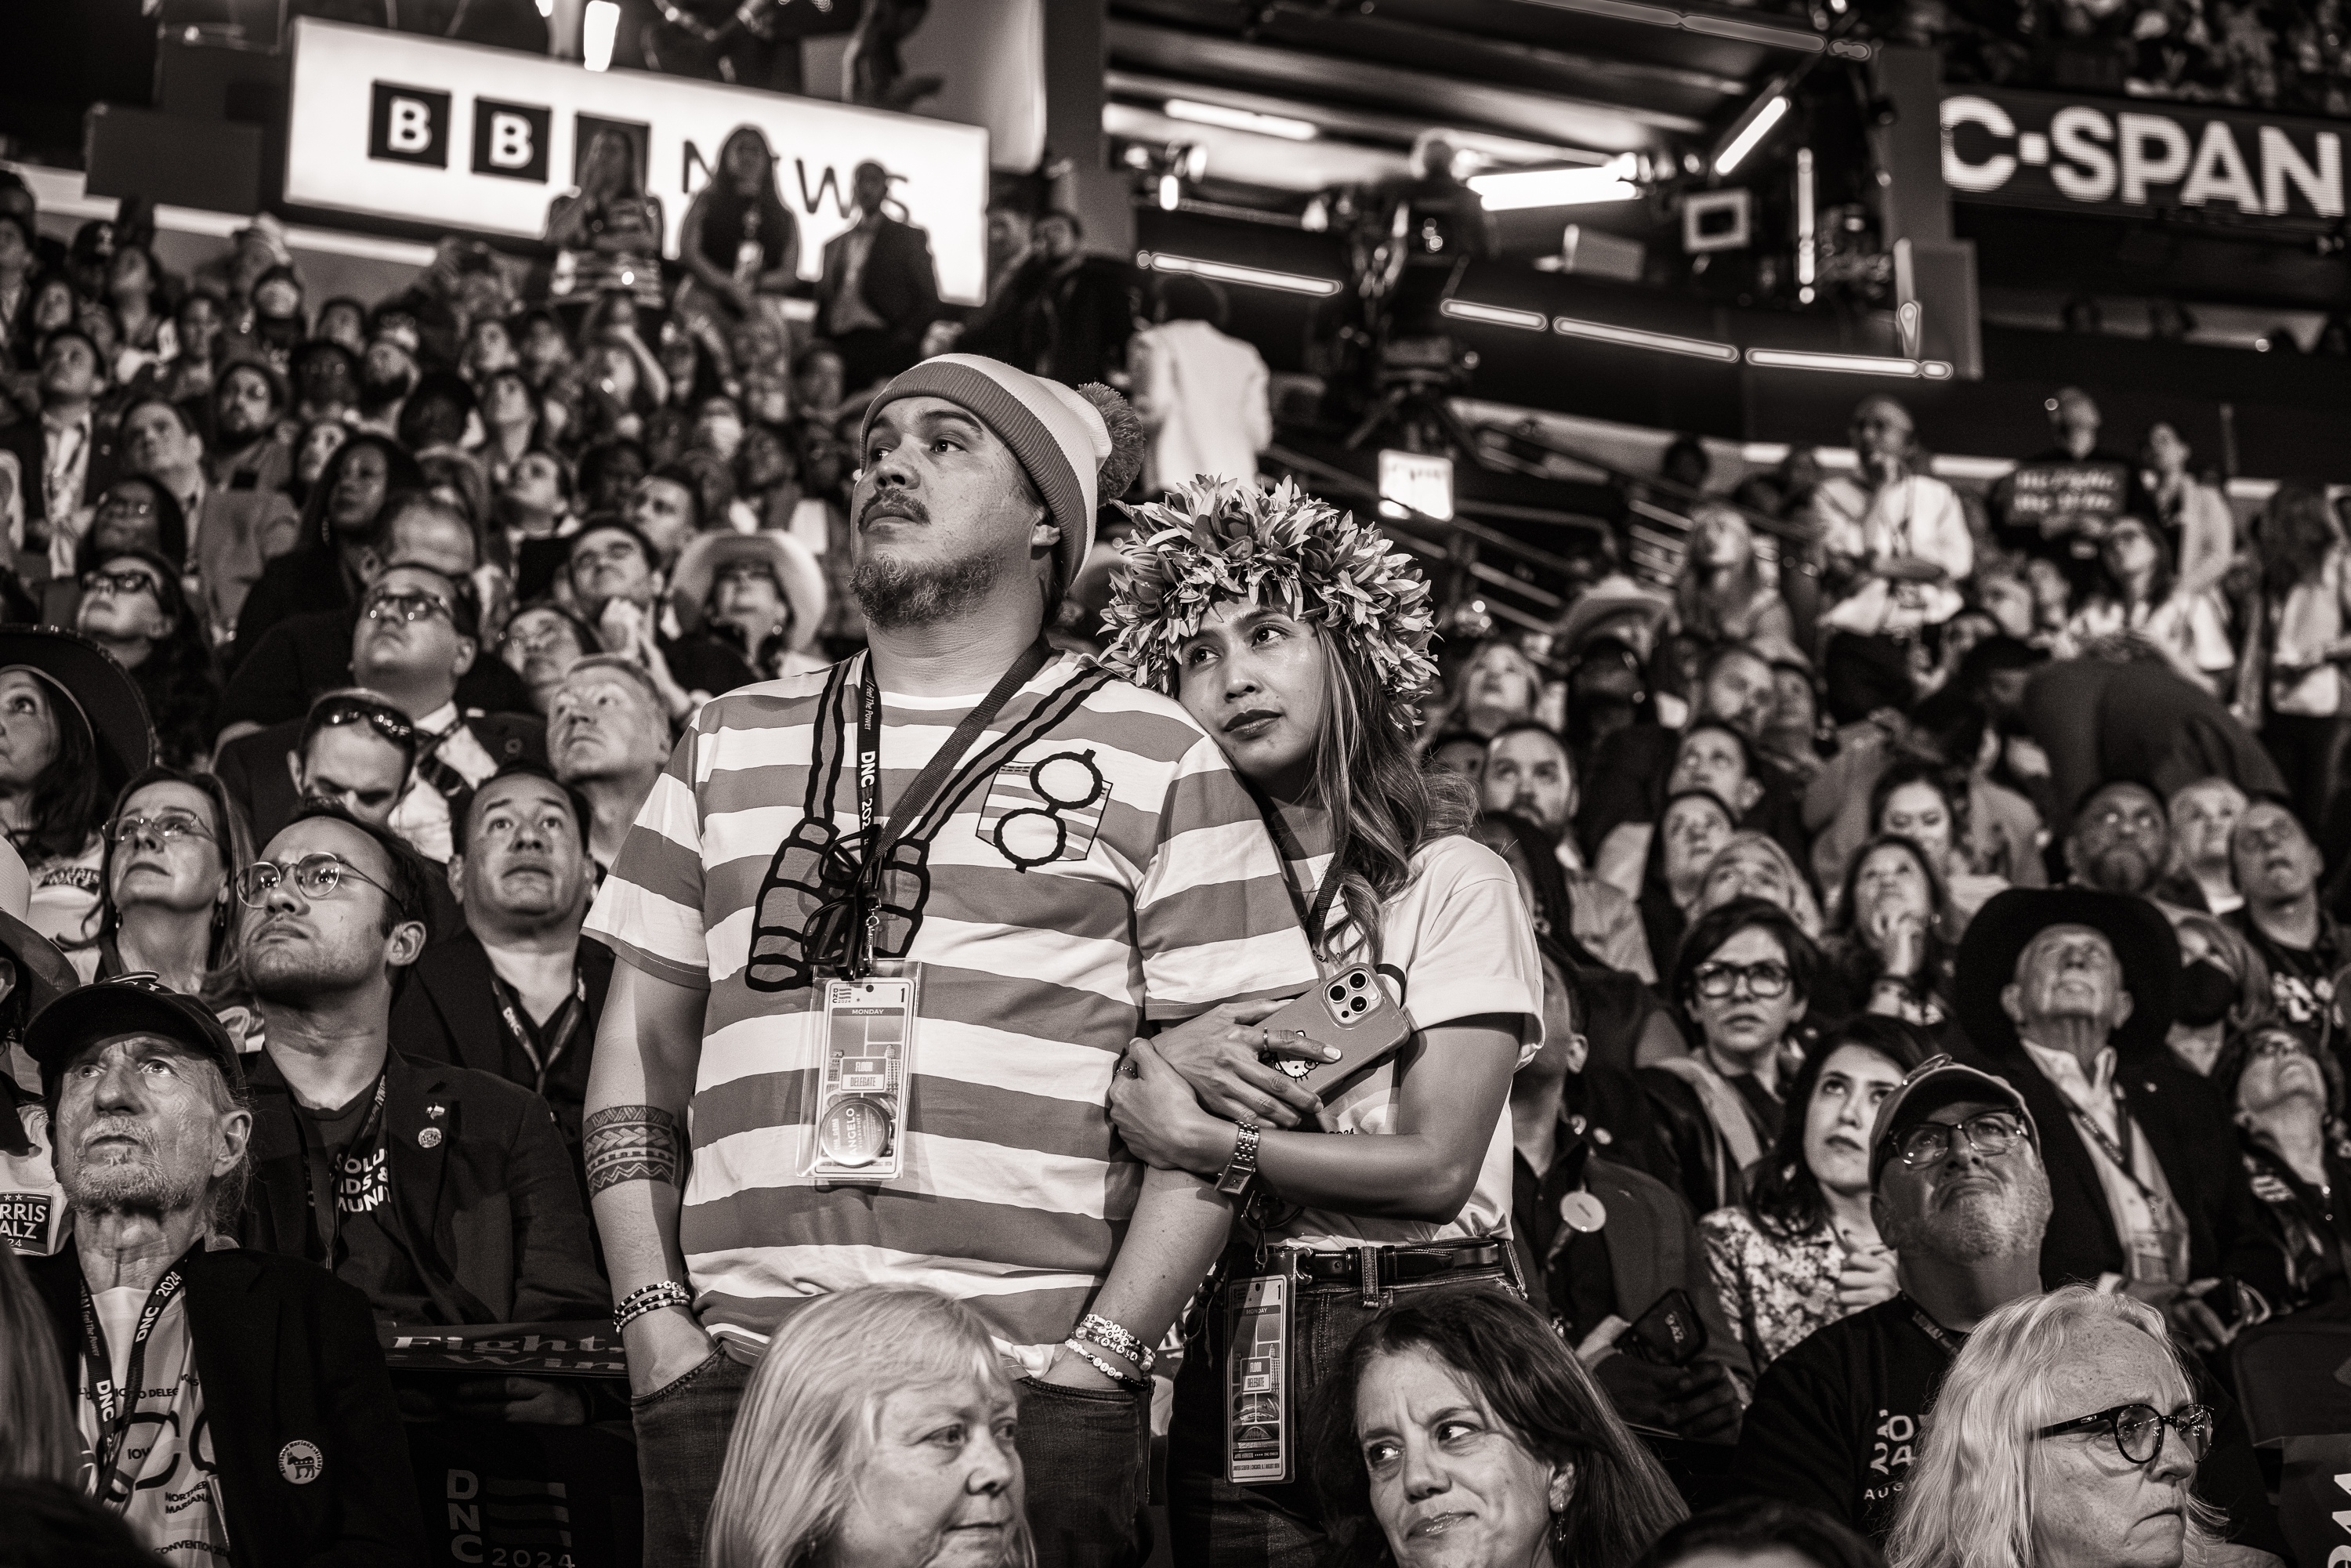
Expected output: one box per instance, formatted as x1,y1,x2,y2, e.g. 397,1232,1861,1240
27,1241,425,1567
226,547,355,679
219,603,538,733
239,1045,608,1325
1953,1037,2285,1301
391,929,615,1153
816,215,943,342
0,415,121,530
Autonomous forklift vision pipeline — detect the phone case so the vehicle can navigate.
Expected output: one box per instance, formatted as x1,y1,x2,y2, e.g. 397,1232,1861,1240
1623,1287,1708,1367
1255,965,1414,1103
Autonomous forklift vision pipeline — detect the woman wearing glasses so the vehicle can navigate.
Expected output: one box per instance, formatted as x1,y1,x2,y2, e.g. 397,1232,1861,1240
74,546,219,770
1098,480,1545,1566
1645,897,1823,1217
1885,1287,2218,1568
95,766,255,1003
2217,1022,2351,1313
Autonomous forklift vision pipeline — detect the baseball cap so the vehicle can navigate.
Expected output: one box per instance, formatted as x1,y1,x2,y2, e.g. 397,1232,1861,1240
27,973,243,1100
1867,1053,2039,1186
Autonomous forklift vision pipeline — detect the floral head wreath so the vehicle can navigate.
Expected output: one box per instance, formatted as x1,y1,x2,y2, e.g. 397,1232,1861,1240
1099,476,1440,720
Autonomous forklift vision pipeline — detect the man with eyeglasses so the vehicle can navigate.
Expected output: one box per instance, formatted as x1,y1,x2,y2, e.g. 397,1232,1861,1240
1953,888,2278,1341
2065,780,2186,913
2226,798,2346,1053
1733,1055,2283,1554
233,803,607,1414
216,558,546,860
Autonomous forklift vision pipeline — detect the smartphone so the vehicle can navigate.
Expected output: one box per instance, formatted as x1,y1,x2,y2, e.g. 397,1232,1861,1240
1623,1288,1709,1367
1255,965,1414,1104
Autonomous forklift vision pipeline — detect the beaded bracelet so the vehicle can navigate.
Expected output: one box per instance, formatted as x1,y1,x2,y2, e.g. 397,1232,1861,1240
1062,1338,1150,1391
613,1280,694,1334
1076,1313,1156,1375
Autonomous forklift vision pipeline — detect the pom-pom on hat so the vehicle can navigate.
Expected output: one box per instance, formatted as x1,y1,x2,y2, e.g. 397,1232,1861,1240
1099,476,1440,722
860,353,1143,590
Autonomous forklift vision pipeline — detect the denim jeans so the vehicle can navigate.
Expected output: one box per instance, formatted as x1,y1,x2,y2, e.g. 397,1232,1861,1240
629,1346,1152,1568
1016,1375,1154,1568
1168,1258,1516,1568
630,1346,752,1567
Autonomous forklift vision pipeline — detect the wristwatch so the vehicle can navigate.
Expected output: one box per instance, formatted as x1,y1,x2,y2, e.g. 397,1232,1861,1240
1215,1121,1262,1198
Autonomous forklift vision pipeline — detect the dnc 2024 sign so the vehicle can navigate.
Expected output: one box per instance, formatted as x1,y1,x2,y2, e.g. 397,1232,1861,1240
1940,85,2346,225
283,17,991,304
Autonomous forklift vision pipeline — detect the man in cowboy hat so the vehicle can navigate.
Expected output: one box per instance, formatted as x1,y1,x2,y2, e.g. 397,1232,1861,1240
1953,886,2279,1343
20,973,424,1562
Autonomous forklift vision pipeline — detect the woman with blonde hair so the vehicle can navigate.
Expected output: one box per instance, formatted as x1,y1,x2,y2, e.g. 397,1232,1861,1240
1675,502,1793,648
1694,831,1825,941
704,1284,1032,1568
1884,1287,2219,1568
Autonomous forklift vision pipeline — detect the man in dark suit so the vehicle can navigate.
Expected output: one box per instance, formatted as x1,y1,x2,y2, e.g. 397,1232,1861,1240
0,326,121,566
393,763,612,1164
1952,886,2281,1343
230,806,607,1420
23,974,424,1563
815,160,944,390
216,563,546,858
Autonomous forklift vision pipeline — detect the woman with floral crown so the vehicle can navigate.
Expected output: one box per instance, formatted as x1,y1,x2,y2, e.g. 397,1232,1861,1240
1102,477,1548,1566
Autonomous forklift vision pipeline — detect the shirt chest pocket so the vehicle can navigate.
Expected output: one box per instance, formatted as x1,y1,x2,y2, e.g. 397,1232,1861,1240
976,749,1108,871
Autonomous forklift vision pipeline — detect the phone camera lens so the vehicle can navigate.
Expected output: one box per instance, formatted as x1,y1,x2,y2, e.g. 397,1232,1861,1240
1328,985,1346,1001
1348,972,1366,989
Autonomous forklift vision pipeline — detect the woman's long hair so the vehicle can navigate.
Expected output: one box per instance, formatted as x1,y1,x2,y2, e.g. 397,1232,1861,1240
86,549,219,770
0,1244,75,1484
700,126,794,269
1884,1287,2221,1568
1312,1290,1686,1568
1830,832,1956,1001
1673,504,1770,645
295,433,426,556
7,670,101,871
2259,482,2341,603
1742,1015,1933,1242
704,1287,1034,1568
1867,759,1974,876
96,764,257,986
1306,629,1476,965
2089,518,2175,612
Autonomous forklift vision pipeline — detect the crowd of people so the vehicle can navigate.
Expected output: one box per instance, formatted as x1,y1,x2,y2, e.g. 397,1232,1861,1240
0,131,2332,1568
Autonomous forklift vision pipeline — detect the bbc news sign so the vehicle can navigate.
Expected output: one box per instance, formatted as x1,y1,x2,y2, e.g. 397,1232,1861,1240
1940,85,2346,225
284,17,991,302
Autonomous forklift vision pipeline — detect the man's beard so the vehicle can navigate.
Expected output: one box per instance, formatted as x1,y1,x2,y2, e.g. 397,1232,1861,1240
68,1143,207,1222
1887,1165,2052,1264
2084,844,2158,897
358,369,414,414
852,549,1003,630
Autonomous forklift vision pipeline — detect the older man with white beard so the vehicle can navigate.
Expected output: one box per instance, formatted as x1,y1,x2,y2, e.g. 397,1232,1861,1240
1730,1054,2284,1557
20,975,423,1564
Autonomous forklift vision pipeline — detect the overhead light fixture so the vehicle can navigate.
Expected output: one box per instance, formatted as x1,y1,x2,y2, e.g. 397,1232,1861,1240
1137,252,1341,296
582,0,618,70
1746,347,1954,378
1441,299,1547,331
1795,147,1817,302
1468,155,1639,212
1552,315,1739,364
1163,99,1318,142
1714,92,1790,176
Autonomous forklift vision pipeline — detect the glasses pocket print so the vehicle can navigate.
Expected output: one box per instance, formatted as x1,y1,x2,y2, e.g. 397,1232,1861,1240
979,751,1107,871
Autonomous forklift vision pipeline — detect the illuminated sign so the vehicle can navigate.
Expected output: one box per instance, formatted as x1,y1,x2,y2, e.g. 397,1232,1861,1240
285,18,991,303
1379,450,1454,522
1940,86,2343,225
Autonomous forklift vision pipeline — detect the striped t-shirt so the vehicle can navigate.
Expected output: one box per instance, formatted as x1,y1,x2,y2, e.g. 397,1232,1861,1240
584,650,1318,1370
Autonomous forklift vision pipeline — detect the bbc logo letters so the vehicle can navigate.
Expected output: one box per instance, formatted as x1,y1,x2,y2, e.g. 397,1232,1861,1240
369,83,550,183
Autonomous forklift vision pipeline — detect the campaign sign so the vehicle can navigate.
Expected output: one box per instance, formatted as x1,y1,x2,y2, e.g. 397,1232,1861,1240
2001,459,2130,536
284,18,991,304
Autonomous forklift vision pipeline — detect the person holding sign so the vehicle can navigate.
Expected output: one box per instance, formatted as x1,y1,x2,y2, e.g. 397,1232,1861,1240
1994,386,2154,600
1096,477,1545,1566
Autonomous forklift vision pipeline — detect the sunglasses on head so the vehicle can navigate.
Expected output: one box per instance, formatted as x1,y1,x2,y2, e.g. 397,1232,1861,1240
313,698,417,748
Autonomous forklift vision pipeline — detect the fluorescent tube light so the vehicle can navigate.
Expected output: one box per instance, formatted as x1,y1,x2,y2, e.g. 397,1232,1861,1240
1136,252,1341,297
1162,100,1318,142
1441,299,1548,331
1552,315,1740,363
1745,347,1954,378
1468,164,1639,212
1715,94,1789,176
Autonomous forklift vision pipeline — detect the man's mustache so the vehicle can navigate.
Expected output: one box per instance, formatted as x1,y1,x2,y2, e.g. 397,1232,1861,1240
860,493,929,529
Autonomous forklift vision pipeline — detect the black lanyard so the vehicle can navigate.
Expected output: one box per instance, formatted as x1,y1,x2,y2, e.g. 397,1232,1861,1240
300,1071,388,1256
1900,1294,1965,1359
79,1244,201,1499
489,966,588,1099
839,639,1052,972
2063,1081,2172,1215
1239,777,1345,955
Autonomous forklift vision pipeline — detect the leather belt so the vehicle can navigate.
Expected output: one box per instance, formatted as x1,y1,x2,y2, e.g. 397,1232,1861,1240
1292,1240,1502,1289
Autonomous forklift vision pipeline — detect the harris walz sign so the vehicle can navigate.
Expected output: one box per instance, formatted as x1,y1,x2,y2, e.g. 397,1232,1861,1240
1941,85,2346,228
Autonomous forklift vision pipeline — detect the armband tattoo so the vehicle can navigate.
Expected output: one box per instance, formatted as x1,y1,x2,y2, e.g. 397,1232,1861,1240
585,1105,683,1197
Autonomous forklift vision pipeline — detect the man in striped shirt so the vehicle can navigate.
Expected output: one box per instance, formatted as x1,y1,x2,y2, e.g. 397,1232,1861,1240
583,355,1319,1566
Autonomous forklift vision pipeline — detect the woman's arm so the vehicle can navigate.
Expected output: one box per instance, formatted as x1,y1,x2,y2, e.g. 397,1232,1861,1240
545,193,592,250
1034,1164,1233,1390
2175,485,2235,601
1115,1018,1523,1223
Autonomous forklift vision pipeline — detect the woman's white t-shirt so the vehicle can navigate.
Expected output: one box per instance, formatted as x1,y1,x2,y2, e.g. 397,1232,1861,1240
1262,834,1544,1251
